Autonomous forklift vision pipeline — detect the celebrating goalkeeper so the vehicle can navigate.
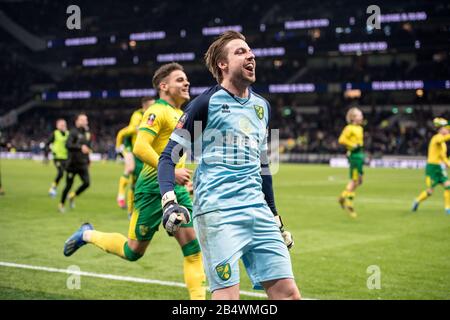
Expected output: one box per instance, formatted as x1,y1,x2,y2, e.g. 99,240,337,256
158,31,300,300
338,107,365,218
63,63,206,300
412,117,450,214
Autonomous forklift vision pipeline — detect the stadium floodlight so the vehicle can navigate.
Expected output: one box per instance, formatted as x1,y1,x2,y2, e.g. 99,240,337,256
372,80,424,91
82,57,117,67
252,47,285,57
339,42,388,53
64,37,98,46
156,52,195,62
57,91,91,99
269,83,316,93
129,31,166,41
202,25,242,36
380,11,427,23
284,19,329,30
119,89,156,98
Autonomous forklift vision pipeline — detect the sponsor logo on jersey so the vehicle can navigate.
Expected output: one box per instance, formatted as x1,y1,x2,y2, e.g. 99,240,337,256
221,104,231,113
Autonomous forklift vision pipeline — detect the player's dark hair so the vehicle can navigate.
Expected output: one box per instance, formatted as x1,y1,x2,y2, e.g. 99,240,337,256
204,30,246,83
152,63,184,91
75,113,88,123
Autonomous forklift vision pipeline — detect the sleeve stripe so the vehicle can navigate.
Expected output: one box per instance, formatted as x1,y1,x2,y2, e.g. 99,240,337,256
139,127,157,136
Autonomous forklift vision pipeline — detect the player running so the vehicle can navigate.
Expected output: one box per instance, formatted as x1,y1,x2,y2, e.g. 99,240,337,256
158,31,300,300
63,63,206,300
59,114,92,213
338,107,365,219
412,117,450,214
115,96,155,214
46,119,69,198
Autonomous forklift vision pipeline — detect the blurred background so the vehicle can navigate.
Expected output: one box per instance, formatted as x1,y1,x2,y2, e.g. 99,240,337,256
0,0,449,162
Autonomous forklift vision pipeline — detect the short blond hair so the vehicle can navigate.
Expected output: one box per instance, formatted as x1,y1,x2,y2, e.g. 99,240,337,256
346,107,362,124
204,30,246,83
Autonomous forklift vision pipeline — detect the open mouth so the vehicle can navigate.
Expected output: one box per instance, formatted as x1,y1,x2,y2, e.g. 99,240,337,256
244,63,255,72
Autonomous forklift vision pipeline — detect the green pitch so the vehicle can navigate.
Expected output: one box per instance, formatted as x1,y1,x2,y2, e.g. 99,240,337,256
0,159,449,300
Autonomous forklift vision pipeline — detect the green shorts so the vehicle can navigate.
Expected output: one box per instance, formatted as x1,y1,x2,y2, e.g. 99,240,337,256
124,137,133,152
133,156,143,178
129,184,193,241
425,163,448,188
348,151,365,181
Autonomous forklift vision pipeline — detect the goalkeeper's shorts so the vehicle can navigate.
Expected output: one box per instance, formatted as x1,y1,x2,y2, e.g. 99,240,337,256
193,204,294,292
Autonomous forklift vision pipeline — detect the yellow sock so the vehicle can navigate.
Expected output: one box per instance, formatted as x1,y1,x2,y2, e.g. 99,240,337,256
444,190,450,209
69,191,76,199
51,182,57,188
89,230,127,258
416,191,429,203
340,190,348,198
118,175,129,198
346,191,355,207
184,252,206,300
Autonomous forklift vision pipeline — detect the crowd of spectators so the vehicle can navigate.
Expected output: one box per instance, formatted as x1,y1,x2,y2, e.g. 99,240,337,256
1,98,448,159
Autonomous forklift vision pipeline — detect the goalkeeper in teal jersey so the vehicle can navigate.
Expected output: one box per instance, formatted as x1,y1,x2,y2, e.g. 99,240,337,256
158,31,300,300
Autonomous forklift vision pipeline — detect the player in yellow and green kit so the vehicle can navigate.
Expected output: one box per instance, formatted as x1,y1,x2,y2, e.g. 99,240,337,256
412,117,450,214
338,107,365,218
63,63,206,300
115,96,155,213
46,119,69,198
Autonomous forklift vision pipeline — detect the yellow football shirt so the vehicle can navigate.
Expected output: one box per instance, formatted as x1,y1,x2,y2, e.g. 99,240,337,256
115,108,144,149
427,133,450,166
338,124,364,151
138,99,186,179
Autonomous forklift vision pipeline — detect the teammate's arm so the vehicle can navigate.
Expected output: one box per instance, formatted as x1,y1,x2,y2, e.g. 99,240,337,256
440,139,450,167
338,126,358,150
116,113,142,149
133,130,159,168
115,127,128,151
158,94,209,235
44,132,55,158
66,129,80,151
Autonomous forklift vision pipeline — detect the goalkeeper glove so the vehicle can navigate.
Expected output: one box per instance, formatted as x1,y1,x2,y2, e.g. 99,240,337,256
274,214,294,249
161,191,190,236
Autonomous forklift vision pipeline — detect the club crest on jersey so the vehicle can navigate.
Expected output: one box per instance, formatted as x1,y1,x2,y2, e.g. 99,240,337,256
147,114,156,126
176,113,187,129
139,225,149,236
254,105,264,120
215,263,231,281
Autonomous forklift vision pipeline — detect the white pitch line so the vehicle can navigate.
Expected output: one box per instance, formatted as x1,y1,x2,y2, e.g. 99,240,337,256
0,261,267,298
